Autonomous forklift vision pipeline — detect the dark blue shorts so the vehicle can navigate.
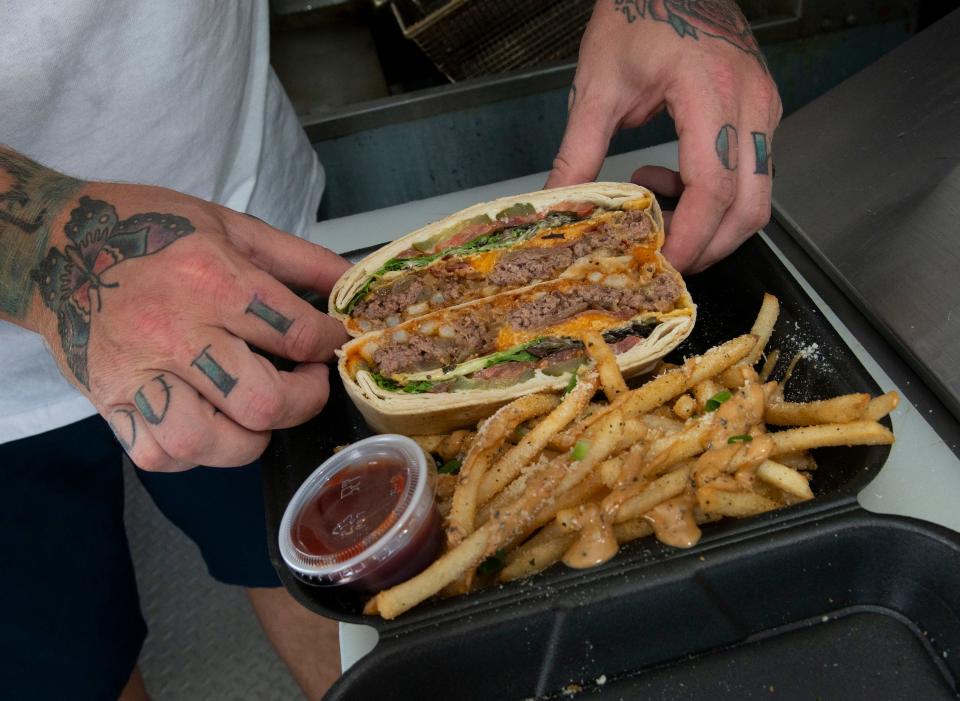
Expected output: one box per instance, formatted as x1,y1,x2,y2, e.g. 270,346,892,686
0,416,280,700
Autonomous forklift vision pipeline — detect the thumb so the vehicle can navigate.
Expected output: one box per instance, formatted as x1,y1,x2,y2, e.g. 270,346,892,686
545,91,619,189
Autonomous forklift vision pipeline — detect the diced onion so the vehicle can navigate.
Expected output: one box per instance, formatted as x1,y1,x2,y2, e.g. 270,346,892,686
430,292,445,305
587,271,603,283
360,342,380,362
386,315,401,327
420,320,438,335
406,302,429,316
482,285,499,296
438,324,456,339
357,319,372,332
603,274,628,288
392,330,409,343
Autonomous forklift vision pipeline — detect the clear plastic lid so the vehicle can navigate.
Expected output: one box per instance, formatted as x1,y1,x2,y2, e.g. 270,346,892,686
278,434,437,587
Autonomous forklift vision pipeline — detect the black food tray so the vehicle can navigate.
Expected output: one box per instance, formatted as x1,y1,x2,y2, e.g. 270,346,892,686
323,509,960,700
259,234,953,697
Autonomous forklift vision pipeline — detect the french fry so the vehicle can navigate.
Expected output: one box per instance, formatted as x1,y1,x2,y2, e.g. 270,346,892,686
770,421,894,454
367,522,493,620
765,394,870,426
745,293,780,366
697,485,780,517
756,460,814,500
614,466,691,523
500,522,577,582
447,393,560,547
692,379,722,412
583,330,628,402
672,394,696,420
772,449,818,471
477,374,597,507
759,349,780,382
862,391,900,421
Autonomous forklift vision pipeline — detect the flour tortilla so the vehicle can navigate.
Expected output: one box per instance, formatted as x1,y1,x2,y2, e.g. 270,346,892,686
331,183,694,434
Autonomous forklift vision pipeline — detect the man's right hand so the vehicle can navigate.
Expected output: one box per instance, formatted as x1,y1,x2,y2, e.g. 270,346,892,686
2,147,350,471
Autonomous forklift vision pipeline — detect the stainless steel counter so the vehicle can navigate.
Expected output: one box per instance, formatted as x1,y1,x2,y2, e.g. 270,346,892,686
774,7,960,425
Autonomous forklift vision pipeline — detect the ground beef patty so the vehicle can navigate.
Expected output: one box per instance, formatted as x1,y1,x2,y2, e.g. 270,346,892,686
373,315,494,376
487,210,655,288
507,273,681,330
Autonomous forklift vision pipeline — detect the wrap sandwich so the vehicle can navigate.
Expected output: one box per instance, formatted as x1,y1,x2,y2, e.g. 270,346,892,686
331,183,696,434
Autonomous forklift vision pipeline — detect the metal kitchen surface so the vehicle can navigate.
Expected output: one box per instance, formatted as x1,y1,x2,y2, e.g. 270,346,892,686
774,7,960,423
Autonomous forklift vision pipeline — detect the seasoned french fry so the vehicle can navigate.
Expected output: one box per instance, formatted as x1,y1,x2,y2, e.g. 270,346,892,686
697,486,780,517
477,375,597,507
436,473,457,501
772,449,818,471
756,460,813,500
745,293,780,366
770,421,894,454
759,349,780,382
583,330,628,402
692,379,722,411
447,393,560,546
500,522,576,582
368,523,493,620
672,394,696,420
862,391,900,421
765,394,870,426
614,466,691,523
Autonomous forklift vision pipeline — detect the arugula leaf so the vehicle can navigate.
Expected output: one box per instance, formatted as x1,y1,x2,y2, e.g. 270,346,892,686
705,390,733,412
477,549,507,575
728,434,753,444
370,373,436,394
438,457,462,475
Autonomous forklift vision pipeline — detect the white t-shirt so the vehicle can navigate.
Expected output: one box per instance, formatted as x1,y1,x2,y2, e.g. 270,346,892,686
0,1,323,444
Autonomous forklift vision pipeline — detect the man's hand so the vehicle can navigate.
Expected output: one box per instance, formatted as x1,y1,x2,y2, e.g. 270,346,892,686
2,148,350,471
545,0,782,272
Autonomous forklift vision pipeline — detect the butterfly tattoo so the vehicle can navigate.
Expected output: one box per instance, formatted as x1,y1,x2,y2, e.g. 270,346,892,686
31,196,195,388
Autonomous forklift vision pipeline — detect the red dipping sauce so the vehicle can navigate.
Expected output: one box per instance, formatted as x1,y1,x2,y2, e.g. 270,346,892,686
279,435,442,592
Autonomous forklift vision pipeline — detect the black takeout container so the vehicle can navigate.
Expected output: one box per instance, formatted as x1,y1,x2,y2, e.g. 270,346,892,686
262,235,960,699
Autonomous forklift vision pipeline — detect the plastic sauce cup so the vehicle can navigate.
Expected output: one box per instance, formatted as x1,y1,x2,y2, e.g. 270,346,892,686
279,434,442,592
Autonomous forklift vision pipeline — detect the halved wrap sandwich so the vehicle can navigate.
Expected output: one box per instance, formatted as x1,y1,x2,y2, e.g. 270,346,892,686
331,183,696,434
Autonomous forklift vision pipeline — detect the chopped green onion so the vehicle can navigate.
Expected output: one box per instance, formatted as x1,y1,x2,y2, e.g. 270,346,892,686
705,390,733,412
563,373,579,396
727,434,753,444
571,439,591,461
438,457,462,475
477,549,507,575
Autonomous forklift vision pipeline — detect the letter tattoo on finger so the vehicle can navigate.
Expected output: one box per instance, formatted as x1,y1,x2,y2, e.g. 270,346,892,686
191,345,238,397
109,408,137,451
245,294,293,335
752,131,771,175
715,124,739,171
134,373,173,425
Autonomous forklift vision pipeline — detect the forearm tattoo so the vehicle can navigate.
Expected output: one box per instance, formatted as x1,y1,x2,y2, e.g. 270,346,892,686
613,0,767,70
0,148,83,318
31,196,195,388
246,294,293,334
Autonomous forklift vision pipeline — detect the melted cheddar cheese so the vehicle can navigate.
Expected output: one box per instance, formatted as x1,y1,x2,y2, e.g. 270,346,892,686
496,310,625,350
